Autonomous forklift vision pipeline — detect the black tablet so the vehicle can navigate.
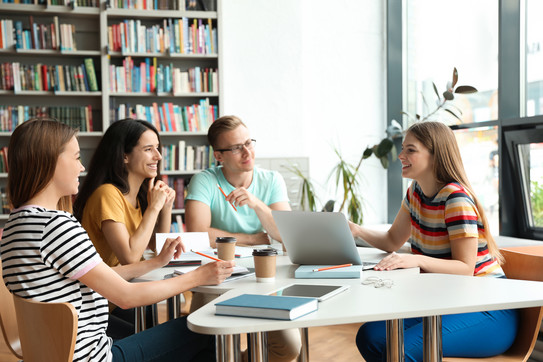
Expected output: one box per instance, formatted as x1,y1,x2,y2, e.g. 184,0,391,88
268,284,350,302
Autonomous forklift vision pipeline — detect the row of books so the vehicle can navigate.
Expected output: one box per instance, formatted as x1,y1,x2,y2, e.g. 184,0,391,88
108,18,217,55
108,0,193,11
109,57,217,94
0,20,15,50
0,58,99,92
13,16,78,51
1,0,98,5
160,142,212,172
112,98,217,132
169,215,186,233
160,174,186,209
0,105,94,132
0,188,9,215
0,148,8,173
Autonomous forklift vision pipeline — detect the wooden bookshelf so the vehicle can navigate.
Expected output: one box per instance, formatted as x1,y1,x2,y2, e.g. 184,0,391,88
0,0,222,227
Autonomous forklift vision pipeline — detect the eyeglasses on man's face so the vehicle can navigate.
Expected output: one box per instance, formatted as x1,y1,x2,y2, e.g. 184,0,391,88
215,139,256,155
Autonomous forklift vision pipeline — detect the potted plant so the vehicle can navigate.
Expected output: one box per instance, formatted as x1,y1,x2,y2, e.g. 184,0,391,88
289,68,477,225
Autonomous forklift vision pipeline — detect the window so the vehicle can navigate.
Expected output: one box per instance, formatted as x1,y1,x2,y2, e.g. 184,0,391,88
453,126,499,235
503,125,543,238
404,0,498,126
526,0,543,116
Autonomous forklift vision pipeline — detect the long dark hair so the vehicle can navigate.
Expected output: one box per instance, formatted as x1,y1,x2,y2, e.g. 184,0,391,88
73,119,161,220
8,118,77,211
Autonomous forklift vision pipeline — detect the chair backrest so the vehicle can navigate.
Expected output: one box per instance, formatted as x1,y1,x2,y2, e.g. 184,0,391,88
0,261,23,359
500,247,543,360
12,295,78,362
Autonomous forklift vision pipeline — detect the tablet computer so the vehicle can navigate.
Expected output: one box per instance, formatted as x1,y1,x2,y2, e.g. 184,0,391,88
268,284,350,302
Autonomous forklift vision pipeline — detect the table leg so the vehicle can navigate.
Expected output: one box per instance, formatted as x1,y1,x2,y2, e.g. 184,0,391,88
248,332,268,362
135,306,146,333
166,295,181,320
232,334,242,362
215,334,241,362
386,319,404,362
298,327,309,362
423,315,442,362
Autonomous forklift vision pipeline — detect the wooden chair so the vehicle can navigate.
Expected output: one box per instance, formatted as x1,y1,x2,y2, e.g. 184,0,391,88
0,263,23,360
12,295,78,362
444,246,543,362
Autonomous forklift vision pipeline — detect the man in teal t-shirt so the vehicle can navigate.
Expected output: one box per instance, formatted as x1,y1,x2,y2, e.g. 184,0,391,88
185,116,301,362
185,115,290,247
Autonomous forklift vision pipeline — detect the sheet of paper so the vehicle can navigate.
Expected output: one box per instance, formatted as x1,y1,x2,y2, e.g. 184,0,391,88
156,232,212,261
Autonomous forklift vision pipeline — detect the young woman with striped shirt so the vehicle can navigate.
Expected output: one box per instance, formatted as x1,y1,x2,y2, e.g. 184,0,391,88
349,121,518,361
1,119,234,362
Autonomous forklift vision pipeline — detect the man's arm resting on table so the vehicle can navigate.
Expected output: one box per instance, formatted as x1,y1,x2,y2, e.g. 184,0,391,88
185,199,270,247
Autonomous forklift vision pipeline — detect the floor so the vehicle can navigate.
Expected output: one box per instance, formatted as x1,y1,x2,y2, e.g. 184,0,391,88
0,301,365,362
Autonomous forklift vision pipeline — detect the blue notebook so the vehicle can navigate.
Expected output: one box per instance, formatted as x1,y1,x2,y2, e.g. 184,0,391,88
295,265,363,279
215,294,318,320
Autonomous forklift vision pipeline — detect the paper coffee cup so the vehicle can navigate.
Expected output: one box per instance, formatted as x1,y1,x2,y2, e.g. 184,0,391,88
252,248,278,283
215,237,236,261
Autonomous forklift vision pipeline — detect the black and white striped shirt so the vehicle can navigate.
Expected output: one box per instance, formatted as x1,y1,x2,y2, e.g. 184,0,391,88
1,206,111,362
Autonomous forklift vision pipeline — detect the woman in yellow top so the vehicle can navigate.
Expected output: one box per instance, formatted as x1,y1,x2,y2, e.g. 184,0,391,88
74,118,175,338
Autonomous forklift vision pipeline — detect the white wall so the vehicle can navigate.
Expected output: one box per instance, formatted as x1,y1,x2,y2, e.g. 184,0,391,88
221,0,387,224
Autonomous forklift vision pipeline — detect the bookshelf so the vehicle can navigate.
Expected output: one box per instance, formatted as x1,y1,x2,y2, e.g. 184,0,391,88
0,0,222,229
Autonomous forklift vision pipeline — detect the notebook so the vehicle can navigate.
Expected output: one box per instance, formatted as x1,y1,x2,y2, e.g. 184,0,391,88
156,232,212,265
272,211,362,265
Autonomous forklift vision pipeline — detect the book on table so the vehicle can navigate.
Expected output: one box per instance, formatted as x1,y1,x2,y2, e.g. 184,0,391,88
215,294,318,320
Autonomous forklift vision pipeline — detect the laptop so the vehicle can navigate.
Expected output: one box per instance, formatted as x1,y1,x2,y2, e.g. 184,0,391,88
272,211,363,265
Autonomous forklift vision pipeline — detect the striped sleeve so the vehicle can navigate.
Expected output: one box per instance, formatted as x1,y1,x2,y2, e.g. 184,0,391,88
41,213,102,279
444,189,480,241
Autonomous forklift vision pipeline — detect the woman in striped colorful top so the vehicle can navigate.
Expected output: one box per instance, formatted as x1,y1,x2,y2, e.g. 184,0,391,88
350,121,518,361
1,119,235,362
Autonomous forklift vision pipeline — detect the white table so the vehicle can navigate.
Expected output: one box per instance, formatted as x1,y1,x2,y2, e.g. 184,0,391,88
176,249,543,362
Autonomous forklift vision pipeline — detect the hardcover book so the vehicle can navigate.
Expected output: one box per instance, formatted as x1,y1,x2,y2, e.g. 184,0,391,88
215,294,318,320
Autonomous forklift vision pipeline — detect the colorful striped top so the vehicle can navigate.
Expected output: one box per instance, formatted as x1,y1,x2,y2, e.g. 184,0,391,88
401,181,504,278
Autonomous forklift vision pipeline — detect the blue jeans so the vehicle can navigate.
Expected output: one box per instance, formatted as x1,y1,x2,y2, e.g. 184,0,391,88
356,309,519,362
112,316,216,362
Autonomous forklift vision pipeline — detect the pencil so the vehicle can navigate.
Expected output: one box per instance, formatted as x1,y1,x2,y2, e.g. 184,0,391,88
191,249,222,262
217,184,238,212
312,263,353,272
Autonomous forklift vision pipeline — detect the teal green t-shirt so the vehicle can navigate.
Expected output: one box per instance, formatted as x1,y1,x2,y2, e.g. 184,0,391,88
185,166,289,234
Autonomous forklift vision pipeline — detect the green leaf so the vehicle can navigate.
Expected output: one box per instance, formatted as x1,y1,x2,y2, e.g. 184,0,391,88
454,85,478,94
389,144,397,161
432,82,440,100
363,147,373,159
443,91,454,101
379,156,389,169
444,108,461,121
375,138,393,157
452,67,458,88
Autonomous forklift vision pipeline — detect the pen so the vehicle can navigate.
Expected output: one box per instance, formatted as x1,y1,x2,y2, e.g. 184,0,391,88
217,183,238,212
190,249,223,262
312,263,353,272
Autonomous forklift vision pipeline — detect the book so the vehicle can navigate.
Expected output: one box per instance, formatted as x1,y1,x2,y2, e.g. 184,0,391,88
295,265,363,279
215,294,318,320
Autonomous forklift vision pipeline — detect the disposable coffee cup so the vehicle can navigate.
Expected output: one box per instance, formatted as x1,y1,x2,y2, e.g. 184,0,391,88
215,237,236,261
252,248,278,283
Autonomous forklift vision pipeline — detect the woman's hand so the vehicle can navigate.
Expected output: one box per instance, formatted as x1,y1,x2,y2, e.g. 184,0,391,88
374,252,419,271
163,185,176,210
194,260,235,285
147,179,170,211
155,236,185,267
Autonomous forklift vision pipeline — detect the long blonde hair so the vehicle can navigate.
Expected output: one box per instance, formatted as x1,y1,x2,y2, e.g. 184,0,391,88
407,121,503,263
